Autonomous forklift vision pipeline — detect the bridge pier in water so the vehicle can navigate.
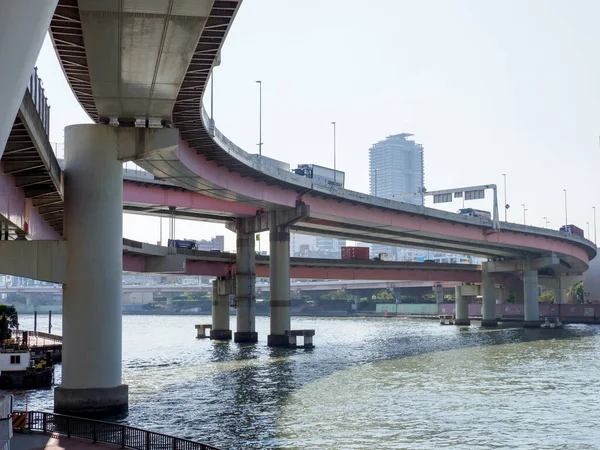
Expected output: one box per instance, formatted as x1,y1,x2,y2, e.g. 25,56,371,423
267,217,291,347
54,124,128,416
523,269,540,328
211,277,233,340
234,229,258,343
454,286,470,326
481,262,498,326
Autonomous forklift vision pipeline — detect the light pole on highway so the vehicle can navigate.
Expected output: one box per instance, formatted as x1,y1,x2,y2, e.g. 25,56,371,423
543,217,549,228
521,204,527,225
502,173,508,222
331,121,337,185
593,206,597,245
256,80,262,157
563,189,568,227
587,222,591,239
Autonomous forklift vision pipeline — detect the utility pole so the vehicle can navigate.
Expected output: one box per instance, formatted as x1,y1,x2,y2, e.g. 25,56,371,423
256,80,262,157
594,206,597,245
563,189,568,227
502,173,508,222
331,121,337,185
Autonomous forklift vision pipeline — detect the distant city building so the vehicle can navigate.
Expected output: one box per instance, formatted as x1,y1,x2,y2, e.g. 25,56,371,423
194,235,225,252
369,133,424,205
291,233,345,258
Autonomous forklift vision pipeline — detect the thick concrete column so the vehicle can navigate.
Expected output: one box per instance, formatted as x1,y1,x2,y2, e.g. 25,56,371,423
211,277,232,340
0,1,57,158
165,293,174,311
268,219,291,347
454,286,470,326
234,231,257,343
523,269,540,328
55,125,127,416
434,283,444,304
552,277,568,304
481,262,497,326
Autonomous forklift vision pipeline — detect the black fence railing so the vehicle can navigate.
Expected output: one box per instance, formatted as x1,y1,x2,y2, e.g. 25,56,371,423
16,411,221,450
27,67,50,135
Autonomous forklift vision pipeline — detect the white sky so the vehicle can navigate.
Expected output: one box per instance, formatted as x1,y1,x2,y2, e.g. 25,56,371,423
35,0,599,251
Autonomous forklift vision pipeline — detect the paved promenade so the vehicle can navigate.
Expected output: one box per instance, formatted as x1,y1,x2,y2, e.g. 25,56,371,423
12,434,115,450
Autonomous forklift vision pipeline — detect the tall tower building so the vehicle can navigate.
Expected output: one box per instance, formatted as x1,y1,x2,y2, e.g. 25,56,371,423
369,133,424,205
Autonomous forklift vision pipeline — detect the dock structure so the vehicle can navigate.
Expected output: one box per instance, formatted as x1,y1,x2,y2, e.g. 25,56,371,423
285,329,315,348
13,330,62,363
195,324,212,339
439,315,455,325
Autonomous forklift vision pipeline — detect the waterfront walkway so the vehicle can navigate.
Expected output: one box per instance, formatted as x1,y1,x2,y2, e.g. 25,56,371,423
12,434,115,450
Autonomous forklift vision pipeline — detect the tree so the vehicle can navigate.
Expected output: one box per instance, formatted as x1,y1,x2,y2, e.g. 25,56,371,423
321,290,352,301
539,291,555,303
372,290,394,302
569,282,585,304
0,305,18,343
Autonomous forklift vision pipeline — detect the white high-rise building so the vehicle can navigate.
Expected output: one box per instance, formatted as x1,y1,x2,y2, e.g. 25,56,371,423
369,133,424,205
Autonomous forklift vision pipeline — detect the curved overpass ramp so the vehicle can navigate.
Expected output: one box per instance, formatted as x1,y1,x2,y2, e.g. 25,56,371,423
48,0,595,274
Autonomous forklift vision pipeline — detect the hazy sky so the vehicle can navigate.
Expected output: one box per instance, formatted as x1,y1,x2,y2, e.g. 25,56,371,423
35,0,599,250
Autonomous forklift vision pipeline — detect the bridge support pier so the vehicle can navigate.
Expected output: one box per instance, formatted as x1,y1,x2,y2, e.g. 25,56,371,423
0,1,57,159
234,230,257,343
454,286,470,326
211,277,233,340
54,125,127,417
481,262,497,326
268,219,291,347
523,269,540,328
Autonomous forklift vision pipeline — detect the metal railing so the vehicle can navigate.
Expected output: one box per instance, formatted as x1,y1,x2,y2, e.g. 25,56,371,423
17,411,221,450
27,68,50,135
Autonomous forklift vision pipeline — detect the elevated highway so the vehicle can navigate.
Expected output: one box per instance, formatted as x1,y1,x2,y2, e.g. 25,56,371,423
0,0,596,415
0,238,482,284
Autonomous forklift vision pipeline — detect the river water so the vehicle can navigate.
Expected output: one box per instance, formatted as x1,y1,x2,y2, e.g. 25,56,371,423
12,315,600,449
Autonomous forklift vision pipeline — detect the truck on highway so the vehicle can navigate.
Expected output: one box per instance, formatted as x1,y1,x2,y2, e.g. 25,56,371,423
293,164,345,188
341,246,370,261
559,224,584,238
458,208,492,219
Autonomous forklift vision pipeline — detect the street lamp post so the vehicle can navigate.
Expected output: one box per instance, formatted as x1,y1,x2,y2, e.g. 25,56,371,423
255,80,262,157
374,168,379,197
502,173,508,222
543,217,549,228
563,189,568,227
331,121,336,185
521,204,527,225
587,222,590,238
594,206,597,245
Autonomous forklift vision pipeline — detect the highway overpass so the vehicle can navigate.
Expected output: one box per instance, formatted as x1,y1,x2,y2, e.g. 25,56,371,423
0,0,596,415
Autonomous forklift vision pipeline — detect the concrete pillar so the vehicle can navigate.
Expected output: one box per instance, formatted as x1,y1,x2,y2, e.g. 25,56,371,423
0,1,57,158
234,231,257,343
481,262,497,326
552,277,568,304
268,219,291,347
523,269,540,328
54,125,127,416
434,283,444,304
454,286,470,326
165,293,174,311
211,278,232,340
